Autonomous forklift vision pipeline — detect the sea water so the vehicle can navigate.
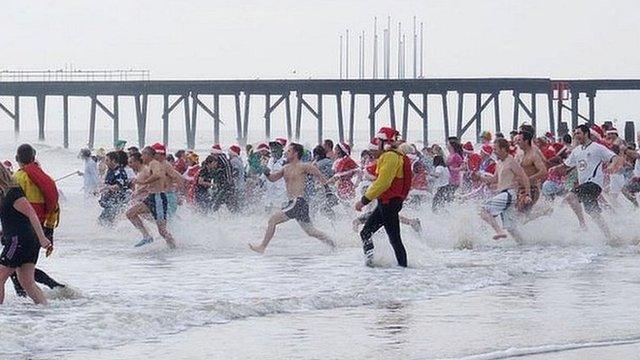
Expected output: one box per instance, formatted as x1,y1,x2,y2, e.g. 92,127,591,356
1,131,640,359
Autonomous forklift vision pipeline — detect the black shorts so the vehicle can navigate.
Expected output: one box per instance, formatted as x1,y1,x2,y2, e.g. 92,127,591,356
0,234,40,268
143,193,168,221
282,197,311,223
573,182,602,214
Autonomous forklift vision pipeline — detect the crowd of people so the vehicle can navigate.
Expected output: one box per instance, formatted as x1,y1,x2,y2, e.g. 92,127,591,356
2,121,640,305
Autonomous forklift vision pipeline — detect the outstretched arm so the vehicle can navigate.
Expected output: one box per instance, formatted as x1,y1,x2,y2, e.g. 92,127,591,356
306,164,328,184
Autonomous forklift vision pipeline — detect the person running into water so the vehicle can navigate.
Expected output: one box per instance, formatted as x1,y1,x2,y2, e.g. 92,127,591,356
11,144,65,297
514,128,548,219
549,124,622,243
477,138,531,243
355,127,412,267
98,151,130,225
0,165,53,305
249,143,336,254
126,144,177,248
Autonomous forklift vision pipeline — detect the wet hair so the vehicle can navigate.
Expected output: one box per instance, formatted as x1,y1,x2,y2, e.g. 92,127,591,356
175,150,186,159
313,145,326,160
360,149,372,159
448,139,463,156
203,155,216,166
509,130,519,137
520,130,534,144
16,144,36,165
323,139,334,150
495,132,505,139
433,155,446,167
141,146,156,156
129,152,142,164
519,124,535,136
334,145,346,158
115,150,129,166
576,124,591,138
79,148,92,159
495,138,510,151
563,134,572,144
290,143,304,160
166,154,175,163
127,146,139,154
106,151,118,164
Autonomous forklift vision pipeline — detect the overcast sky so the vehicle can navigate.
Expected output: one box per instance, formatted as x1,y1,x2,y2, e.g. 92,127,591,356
4,0,640,79
1,0,639,146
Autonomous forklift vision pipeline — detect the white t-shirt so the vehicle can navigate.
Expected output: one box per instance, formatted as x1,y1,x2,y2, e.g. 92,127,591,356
563,141,615,188
431,165,450,189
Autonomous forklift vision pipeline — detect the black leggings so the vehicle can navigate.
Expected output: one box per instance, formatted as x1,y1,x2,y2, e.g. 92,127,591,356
360,198,407,267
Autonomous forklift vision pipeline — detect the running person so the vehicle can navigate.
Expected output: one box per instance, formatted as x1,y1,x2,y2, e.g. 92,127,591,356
249,143,336,254
126,144,177,248
355,127,412,267
0,165,53,305
477,138,532,243
549,124,622,242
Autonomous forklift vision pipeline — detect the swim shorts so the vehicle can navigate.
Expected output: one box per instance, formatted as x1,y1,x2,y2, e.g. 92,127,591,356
143,193,168,221
0,235,40,268
483,189,516,230
572,182,602,214
282,197,311,223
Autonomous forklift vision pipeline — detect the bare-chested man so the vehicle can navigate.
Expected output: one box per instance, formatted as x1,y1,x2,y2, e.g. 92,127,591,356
249,143,336,253
155,148,184,218
126,144,177,248
515,128,548,218
478,138,531,244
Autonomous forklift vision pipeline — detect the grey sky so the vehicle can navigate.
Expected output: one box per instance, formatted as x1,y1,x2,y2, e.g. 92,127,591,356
1,0,639,146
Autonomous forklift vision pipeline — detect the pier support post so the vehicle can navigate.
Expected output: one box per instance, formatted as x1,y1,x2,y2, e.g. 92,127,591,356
456,91,464,138
295,92,302,141
14,96,20,139
587,92,596,125
401,92,409,140
336,93,344,143
213,94,220,145
189,94,199,148
162,94,169,146
493,92,501,134
422,93,428,145
113,95,120,147
234,93,243,144
265,94,271,140
547,92,555,136
89,95,97,148
531,93,537,131
243,93,251,144
37,95,46,141
348,92,355,145
183,93,192,148
442,92,450,140
285,94,292,140
476,93,482,142
62,96,69,148
134,94,148,147
389,92,396,129
512,91,520,131
571,91,579,130
369,94,376,140
317,94,323,145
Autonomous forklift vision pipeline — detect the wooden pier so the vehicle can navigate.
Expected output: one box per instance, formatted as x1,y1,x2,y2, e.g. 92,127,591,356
0,78,638,148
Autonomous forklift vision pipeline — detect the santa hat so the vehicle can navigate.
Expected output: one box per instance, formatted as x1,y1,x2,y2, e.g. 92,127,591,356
542,146,557,160
480,144,493,156
275,137,287,147
463,141,474,153
365,162,377,176
151,142,166,155
338,142,351,156
375,127,399,142
368,138,380,150
229,145,241,157
590,124,605,141
256,142,270,153
210,144,224,155
606,128,618,135
2,160,12,170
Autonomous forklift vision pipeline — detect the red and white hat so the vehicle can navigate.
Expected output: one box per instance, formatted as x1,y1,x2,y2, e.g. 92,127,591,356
463,141,474,153
210,144,224,155
2,160,12,170
338,142,351,155
480,144,493,156
151,142,166,155
274,137,288,147
590,124,605,141
229,145,241,156
257,142,270,153
368,138,380,150
606,128,618,135
375,127,399,141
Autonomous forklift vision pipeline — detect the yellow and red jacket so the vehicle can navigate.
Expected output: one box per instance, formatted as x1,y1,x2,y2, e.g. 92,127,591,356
362,150,412,205
13,163,60,228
